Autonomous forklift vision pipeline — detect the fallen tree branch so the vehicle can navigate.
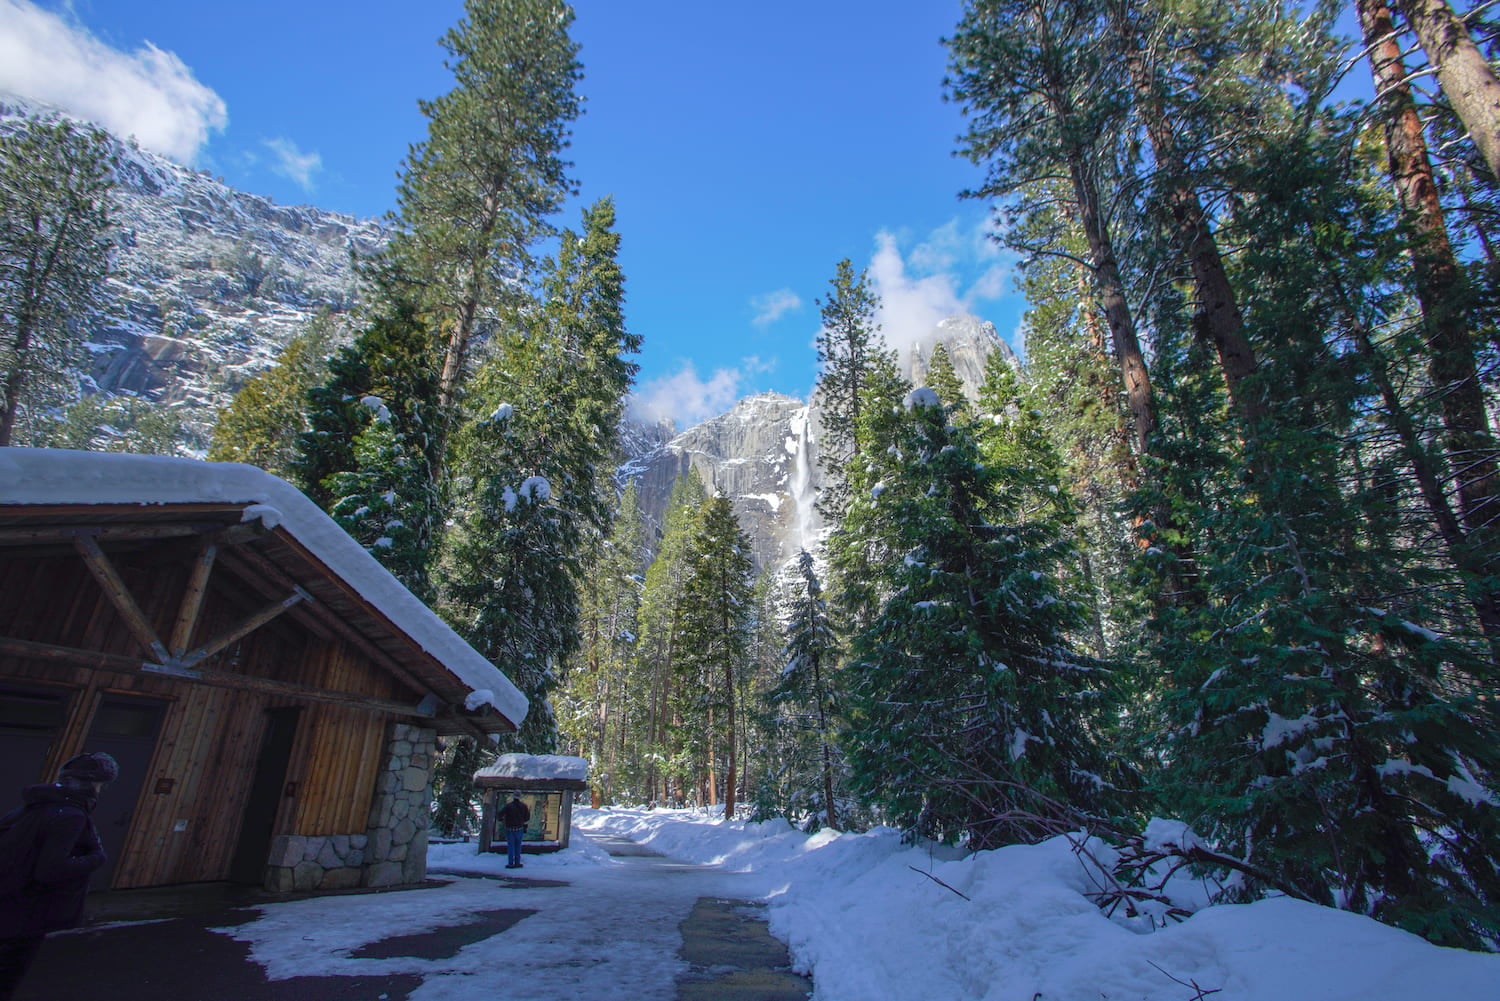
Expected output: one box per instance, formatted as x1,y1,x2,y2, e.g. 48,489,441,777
909,865,972,901
1146,959,1223,999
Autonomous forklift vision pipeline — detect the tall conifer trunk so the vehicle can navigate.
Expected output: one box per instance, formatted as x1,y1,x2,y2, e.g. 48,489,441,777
1360,0,1500,660
1109,0,1263,425
1395,0,1500,182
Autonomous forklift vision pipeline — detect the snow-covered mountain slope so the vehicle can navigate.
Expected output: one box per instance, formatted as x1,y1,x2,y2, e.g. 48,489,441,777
619,314,1017,572
2,100,386,450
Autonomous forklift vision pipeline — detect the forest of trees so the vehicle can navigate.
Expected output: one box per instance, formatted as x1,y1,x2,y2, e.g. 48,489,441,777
10,0,1499,951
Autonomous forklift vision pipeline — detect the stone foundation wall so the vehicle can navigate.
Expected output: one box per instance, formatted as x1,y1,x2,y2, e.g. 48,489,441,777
263,722,436,892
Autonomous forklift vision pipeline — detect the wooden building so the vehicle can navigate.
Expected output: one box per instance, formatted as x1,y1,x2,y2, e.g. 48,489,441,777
0,449,528,893
475,754,588,854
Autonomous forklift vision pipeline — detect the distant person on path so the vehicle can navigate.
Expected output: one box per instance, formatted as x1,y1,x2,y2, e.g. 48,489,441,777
0,752,118,1001
500,793,530,869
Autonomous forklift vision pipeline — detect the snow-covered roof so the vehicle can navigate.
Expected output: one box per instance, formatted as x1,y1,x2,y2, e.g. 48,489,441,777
0,448,527,727
474,753,589,784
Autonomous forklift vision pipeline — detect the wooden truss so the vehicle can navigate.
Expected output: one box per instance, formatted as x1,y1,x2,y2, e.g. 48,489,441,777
0,520,492,737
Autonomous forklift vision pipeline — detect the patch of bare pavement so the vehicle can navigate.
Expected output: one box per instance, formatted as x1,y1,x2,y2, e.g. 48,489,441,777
676,897,812,1001
589,835,810,1000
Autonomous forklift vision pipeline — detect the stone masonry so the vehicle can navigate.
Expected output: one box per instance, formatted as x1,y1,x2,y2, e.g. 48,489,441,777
263,722,436,892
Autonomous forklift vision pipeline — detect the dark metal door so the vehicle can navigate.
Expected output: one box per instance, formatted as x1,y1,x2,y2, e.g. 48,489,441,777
83,696,167,891
0,686,71,812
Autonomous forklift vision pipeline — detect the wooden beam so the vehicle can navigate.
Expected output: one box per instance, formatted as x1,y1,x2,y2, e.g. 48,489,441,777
177,587,308,670
0,519,268,551
0,523,207,547
73,535,170,663
0,635,435,720
0,635,141,673
170,542,218,657
219,544,441,702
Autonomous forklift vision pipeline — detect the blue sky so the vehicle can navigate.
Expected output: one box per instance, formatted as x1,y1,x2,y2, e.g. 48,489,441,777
1,1,1024,424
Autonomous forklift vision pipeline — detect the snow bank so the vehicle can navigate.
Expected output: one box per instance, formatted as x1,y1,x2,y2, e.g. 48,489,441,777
0,448,527,724
575,807,1500,1001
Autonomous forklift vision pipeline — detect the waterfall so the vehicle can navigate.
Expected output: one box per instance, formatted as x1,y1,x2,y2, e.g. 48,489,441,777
786,405,817,553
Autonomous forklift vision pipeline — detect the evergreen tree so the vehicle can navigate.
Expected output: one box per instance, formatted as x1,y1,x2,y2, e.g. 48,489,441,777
380,0,582,409
293,301,444,601
559,481,646,804
0,116,116,446
441,198,636,755
922,342,970,424
838,387,1114,848
768,549,841,830
430,735,489,837
42,395,182,455
674,495,756,819
813,258,889,521
210,312,342,478
632,472,709,804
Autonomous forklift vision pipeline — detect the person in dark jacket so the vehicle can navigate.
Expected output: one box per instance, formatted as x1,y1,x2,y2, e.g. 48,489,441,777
0,752,117,1000
499,793,531,869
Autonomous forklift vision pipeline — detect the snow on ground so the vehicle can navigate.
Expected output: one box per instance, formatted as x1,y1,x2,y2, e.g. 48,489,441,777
216,832,752,1001
212,807,1499,1001
574,806,1500,1001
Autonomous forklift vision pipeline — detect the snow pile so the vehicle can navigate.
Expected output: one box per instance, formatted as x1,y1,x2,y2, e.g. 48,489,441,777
575,807,1500,1001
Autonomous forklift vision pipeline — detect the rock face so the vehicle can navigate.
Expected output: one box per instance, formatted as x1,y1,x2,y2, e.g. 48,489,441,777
626,393,821,571
621,314,1017,572
2,100,385,450
901,313,1018,401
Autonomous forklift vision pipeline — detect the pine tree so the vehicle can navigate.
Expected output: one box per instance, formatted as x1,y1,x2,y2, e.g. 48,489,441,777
922,342,970,424
838,387,1114,848
813,258,889,521
769,549,841,830
380,0,582,409
210,312,342,478
440,197,637,755
293,301,444,601
559,481,646,804
633,472,709,804
0,116,116,446
430,735,490,837
674,495,756,819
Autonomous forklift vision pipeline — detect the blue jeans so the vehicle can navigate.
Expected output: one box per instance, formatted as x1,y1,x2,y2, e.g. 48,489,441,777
505,827,524,866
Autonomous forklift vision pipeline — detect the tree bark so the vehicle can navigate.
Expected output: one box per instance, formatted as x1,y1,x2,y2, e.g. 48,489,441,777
1119,41,1263,424
1395,0,1500,183
1363,0,1500,610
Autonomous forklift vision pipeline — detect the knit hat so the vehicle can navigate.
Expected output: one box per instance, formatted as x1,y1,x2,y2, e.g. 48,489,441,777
60,752,119,784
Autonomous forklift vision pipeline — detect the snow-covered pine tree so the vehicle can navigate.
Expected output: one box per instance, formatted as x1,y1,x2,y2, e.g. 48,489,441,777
765,548,842,830
292,301,444,602
837,386,1115,850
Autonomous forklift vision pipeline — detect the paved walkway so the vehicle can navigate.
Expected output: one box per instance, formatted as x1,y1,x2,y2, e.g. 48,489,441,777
15,833,811,1001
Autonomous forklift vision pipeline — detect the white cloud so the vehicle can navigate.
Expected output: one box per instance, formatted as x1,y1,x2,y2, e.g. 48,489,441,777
0,0,227,163
865,219,1014,354
263,137,322,192
630,361,756,426
868,230,967,355
750,288,802,328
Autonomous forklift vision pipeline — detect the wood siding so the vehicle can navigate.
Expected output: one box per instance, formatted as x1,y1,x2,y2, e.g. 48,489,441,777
0,542,420,889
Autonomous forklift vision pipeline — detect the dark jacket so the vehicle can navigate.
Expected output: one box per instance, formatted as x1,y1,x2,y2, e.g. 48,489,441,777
0,784,106,939
499,798,531,831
